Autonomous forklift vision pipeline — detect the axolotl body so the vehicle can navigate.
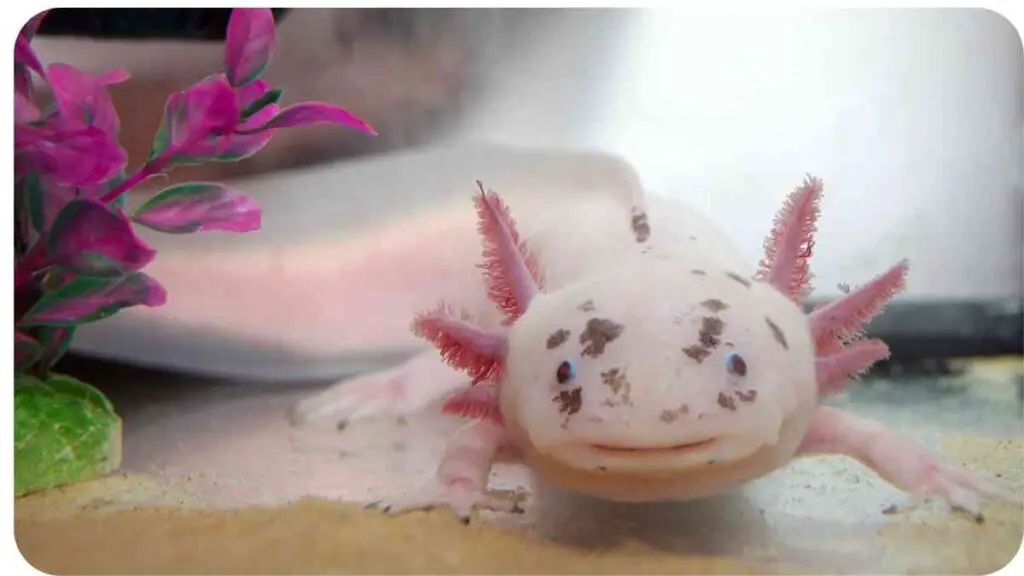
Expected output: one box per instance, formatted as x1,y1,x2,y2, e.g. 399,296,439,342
297,177,1016,521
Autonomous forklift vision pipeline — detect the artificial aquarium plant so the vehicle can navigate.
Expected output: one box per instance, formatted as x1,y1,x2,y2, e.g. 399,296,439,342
13,8,376,497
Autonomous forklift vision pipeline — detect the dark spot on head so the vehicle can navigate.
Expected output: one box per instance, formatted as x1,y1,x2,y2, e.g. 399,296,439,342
701,299,729,313
691,269,707,276
600,368,626,394
579,318,624,357
597,466,608,471
554,386,583,416
336,420,349,432
600,368,633,407
717,392,737,411
659,404,689,423
631,209,651,243
736,389,757,403
546,328,571,349
683,345,711,363
725,272,752,288
699,316,725,348
577,299,595,312
765,317,788,350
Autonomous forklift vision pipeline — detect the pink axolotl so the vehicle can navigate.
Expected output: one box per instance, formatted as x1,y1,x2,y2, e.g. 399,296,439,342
296,177,1017,523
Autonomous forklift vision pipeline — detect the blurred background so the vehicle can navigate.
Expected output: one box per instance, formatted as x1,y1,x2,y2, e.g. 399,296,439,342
32,8,1022,300
31,7,1022,379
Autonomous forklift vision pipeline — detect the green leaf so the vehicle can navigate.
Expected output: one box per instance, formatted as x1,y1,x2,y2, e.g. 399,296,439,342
19,271,167,327
147,90,185,163
14,373,122,497
20,172,45,234
240,87,282,121
15,332,43,373
35,326,77,372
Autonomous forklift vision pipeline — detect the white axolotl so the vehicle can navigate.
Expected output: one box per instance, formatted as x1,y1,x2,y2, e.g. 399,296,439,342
298,177,1017,523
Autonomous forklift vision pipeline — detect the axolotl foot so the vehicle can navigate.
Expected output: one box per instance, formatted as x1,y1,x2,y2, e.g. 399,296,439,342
367,420,523,524
799,407,1020,523
366,480,524,524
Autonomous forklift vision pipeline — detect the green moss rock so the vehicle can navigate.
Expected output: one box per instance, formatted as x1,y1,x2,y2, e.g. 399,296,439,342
14,373,122,497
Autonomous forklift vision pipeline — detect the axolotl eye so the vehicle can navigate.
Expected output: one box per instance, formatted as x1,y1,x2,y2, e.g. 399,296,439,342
725,351,748,378
556,359,576,384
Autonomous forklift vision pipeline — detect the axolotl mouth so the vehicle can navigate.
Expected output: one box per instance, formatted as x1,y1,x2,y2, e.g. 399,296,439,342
548,434,769,473
566,437,732,470
587,438,717,455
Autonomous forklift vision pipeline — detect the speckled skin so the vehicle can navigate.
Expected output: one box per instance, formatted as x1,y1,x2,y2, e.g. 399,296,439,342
499,250,820,501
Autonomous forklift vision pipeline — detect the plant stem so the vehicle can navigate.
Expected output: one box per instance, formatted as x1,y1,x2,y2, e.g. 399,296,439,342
99,149,174,204
99,128,210,204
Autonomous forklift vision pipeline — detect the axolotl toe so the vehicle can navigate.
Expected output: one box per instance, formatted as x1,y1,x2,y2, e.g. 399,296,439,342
371,178,1020,523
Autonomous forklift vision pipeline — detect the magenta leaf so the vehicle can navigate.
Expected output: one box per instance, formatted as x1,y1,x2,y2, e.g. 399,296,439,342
224,8,276,87
17,172,45,234
132,182,261,234
20,10,49,41
16,331,43,372
15,11,48,98
34,326,77,370
175,79,278,164
15,91,40,124
240,86,283,120
46,63,129,136
148,74,239,162
15,65,33,98
14,35,43,75
237,101,377,136
47,200,157,277
16,122,127,187
19,272,167,327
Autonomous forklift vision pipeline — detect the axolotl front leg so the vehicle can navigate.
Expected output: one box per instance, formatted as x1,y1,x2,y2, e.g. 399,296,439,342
370,384,524,522
760,177,1019,521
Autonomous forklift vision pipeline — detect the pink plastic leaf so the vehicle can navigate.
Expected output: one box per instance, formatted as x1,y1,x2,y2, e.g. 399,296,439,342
46,63,128,136
809,259,909,353
34,325,77,370
175,79,278,163
473,182,544,324
15,91,41,123
131,182,261,234
440,383,504,426
15,331,43,371
224,8,276,87
150,74,240,162
236,101,377,136
15,11,48,98
14,35,43,75
15,65,33,98
19,272,167,327
754,174,823,302
16,123,127,187
20,10,49,41
46,199,156,276
411,302,508,385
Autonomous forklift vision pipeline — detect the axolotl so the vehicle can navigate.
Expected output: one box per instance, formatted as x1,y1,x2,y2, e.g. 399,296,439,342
297,176,1016,522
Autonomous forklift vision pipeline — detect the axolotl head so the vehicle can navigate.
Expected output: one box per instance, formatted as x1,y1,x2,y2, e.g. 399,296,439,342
498,253,816,478
413,179,908,500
